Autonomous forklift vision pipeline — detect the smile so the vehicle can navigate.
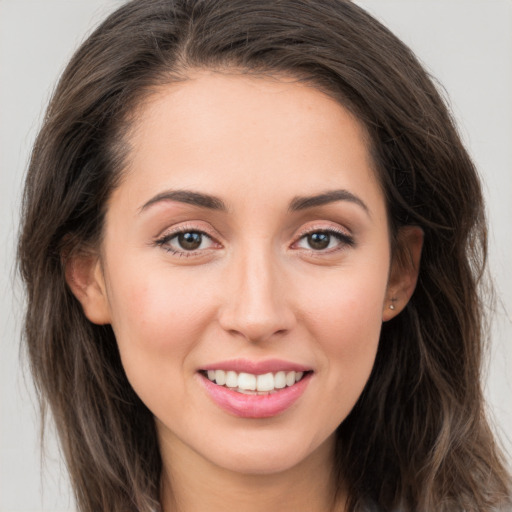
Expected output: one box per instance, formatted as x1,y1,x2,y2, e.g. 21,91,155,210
202,369,306,394
198,361,313,419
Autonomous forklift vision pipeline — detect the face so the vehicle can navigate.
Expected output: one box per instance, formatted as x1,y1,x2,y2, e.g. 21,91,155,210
74,71,417,476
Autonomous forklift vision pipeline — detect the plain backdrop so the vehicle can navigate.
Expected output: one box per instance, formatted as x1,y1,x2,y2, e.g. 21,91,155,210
1,1,511,511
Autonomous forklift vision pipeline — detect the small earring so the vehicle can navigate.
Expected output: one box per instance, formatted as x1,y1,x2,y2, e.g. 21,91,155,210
389,304,395,310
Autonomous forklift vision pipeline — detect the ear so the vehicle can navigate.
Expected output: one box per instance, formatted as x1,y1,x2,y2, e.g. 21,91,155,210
382,225,423,322
64,250,112,325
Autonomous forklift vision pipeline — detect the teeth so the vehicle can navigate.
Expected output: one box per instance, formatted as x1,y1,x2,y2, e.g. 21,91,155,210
238,372,256,391
274,371,286,389
204,369,307,392
256,372,274,392
225,371,238,388
215,369,226,386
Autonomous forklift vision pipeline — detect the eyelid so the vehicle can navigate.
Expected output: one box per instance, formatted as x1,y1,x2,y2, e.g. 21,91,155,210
153,222,223,255
154,221,219,240
291,222,355,252
293,221,353,240
152,221,354,256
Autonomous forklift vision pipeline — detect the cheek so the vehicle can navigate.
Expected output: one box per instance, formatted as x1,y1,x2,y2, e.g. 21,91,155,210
109,265,208,346
306,262,387,343
301,262,388,405
319,297,382,378
104,263,218,397
105,266,222,422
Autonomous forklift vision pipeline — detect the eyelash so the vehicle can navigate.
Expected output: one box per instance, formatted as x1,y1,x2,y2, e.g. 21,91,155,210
154,226,355,257
294,227,355,254
154,225,217,257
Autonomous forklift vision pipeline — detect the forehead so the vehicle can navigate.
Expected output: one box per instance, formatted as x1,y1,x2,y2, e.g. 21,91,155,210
114,70,383,215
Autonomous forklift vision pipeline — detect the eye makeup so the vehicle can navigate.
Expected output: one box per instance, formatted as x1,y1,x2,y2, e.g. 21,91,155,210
153,222,222,257
152,220,355,261
293,227,355,253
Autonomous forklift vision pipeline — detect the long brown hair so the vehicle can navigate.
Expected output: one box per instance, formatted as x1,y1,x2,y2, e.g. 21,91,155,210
17,1,511,510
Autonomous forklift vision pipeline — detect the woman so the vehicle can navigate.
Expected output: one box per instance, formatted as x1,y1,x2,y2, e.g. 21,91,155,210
17,0,512,511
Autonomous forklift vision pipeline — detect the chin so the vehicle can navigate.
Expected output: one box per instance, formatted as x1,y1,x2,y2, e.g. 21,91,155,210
195,426,334,477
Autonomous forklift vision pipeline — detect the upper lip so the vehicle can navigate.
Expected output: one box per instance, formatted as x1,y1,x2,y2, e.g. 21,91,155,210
200,358,312,374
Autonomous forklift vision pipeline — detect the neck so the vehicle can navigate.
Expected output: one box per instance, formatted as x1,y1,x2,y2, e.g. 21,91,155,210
159,434,346,512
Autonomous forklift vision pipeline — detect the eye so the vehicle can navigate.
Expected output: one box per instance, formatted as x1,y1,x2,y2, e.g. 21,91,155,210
295,229,354,252
156,229,217,254
174,231,206,251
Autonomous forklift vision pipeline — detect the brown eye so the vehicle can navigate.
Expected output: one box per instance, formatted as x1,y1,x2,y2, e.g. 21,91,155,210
295,229,355,253
177,232,203,250
156,228,219,256
307,232,331,250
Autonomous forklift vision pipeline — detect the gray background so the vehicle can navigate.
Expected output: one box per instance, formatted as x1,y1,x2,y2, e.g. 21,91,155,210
1,1,511,510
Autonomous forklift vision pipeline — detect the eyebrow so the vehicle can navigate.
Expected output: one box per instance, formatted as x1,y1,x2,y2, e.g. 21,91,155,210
140,190,227,213
289,189,370,215
139,188,369,216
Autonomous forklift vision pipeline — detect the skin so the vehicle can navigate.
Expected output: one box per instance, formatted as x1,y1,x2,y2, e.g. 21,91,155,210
68,70,422,511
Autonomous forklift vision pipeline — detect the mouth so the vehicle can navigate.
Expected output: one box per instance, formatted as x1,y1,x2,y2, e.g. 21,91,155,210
199,369,311,395
197,362,313,418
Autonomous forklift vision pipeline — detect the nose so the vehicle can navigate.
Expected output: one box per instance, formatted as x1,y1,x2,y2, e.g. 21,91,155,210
218,245,296,343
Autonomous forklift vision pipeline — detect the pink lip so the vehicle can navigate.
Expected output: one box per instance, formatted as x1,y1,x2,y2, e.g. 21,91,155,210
198,371,312,419
200,358,311,374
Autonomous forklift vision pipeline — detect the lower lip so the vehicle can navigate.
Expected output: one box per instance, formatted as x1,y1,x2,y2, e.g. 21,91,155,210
199,372,312,419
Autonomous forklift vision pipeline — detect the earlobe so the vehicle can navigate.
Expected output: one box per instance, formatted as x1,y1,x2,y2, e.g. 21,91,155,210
382,225,423,322
64,251,112,325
